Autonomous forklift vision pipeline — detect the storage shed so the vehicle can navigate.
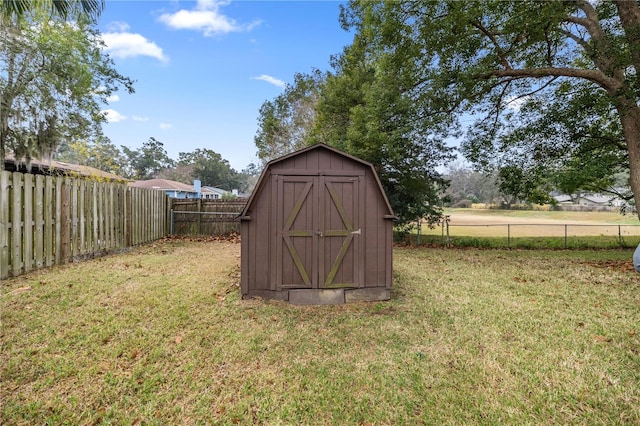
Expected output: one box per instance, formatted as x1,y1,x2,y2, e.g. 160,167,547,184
240,144,396,305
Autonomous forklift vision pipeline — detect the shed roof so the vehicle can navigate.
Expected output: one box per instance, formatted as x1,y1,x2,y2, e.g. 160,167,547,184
240,143,395,218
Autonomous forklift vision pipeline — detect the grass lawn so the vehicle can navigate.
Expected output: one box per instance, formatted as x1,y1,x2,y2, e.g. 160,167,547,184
2,240,639,424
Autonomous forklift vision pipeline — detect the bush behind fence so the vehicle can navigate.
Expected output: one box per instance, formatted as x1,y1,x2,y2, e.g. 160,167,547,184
1,171,170,279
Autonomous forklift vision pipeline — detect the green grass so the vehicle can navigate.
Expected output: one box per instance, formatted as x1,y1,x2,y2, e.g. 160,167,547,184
412,234,640,249
2,240,639,424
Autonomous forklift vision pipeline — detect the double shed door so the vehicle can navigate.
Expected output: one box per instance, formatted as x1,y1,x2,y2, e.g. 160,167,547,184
272,173,364,290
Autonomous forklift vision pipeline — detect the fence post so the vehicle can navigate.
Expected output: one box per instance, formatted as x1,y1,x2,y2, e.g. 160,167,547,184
446,220,451,247
507,224,511,249
619,225,622,246
170,209,174,235
417,219,421,245
59,178,70,264
12,172,23,276
564,224,568,249
126,187,132,246
197,198,202,235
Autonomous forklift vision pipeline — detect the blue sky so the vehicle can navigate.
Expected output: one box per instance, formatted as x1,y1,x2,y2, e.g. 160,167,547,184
97,0,353,171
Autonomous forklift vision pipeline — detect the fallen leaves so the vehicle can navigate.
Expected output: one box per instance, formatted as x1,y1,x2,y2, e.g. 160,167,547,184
593,335,612,343
162,233,241,244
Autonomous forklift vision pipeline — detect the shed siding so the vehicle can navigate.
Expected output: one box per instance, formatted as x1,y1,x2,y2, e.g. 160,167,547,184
241,144,394,303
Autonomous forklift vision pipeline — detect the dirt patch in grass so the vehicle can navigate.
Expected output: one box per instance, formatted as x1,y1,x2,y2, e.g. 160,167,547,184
581,259,638,273
2,241,639,424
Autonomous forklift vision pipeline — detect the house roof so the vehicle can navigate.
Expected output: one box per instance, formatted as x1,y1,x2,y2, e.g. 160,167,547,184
202,186,228,194
129,178,196,192
4,154,125,181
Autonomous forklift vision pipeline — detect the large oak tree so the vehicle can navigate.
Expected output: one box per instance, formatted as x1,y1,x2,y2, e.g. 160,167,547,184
341,0,640,218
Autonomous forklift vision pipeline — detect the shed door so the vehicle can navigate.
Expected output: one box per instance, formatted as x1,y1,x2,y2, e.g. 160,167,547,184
274,175,362,289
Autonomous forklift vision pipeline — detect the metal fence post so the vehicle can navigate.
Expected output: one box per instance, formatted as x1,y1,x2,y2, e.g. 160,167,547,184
619,225,622,246
564,224,568,249
446,220,451,247
508,224,511,249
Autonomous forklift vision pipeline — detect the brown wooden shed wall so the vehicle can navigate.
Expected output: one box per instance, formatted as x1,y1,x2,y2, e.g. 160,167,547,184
240,145,394,303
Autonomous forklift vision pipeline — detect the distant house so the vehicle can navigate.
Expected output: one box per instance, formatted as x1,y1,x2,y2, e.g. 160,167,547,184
4,154,125,181
552,194,574,205
129,178,200,199
201,186,228,200
552,191,627,208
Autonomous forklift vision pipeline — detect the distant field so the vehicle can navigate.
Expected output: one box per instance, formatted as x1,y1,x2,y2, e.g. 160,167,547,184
444,208,640,225
416,209,640,248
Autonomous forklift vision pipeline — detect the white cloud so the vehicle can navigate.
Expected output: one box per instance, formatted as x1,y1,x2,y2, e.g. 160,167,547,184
107,21,130,32
254,74,286,88
102,109,127,123
132,116,149,122
159,123,172,130
106,94,120,103
101,30,168,62
158,0,261,36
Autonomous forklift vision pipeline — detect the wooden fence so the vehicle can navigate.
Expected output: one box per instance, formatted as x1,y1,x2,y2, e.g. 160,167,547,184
170,198,247,236
0,171,170,279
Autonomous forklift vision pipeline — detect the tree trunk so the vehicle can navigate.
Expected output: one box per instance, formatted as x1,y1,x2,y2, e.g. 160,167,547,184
616,97,640,220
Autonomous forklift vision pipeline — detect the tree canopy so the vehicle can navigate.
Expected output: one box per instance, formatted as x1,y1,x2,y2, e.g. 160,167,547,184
121,137,174,180
340,0,640,218
1,0,104,21
0,5,133,170
254,71,324,164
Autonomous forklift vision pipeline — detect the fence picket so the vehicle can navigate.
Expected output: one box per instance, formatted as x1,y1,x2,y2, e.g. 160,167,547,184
12,172,23,276
23,174,33,273
1,171,170,280
35,175,44,268
71,178,79,260
44,176,54,268
0,172,9,279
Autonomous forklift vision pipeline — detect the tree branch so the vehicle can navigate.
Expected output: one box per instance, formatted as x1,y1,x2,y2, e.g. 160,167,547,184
469,18,512,70
483,67,621,95
560,28,592,54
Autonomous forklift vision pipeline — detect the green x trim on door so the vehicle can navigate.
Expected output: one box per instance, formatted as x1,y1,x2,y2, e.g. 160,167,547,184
281,180,313,287
322,180,357,287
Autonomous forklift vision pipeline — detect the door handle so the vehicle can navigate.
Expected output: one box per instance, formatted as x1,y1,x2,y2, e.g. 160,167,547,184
351,229,361,235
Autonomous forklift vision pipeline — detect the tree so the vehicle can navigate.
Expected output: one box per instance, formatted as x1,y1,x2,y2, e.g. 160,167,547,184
483,79,631,205
311,26,454,226
177,148,244,191
496,164,555,207
122,137,174,180
56,136,126,176
341,0,640,218
254,71,324,164
444,161,501,205
0,9,133,170
1,0,104,21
